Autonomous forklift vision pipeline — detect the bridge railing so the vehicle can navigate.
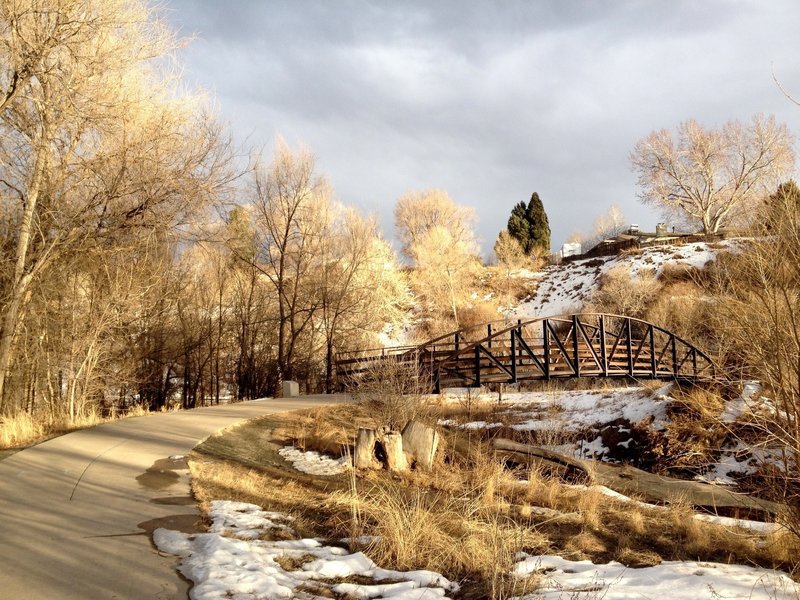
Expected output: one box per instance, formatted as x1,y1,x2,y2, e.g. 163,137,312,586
431,314,716,391
335,313,718,392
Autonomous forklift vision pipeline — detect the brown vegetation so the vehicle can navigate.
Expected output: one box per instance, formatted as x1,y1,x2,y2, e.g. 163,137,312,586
188,401,797,598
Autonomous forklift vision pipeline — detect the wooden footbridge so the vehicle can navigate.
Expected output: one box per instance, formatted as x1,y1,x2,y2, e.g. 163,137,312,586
335,313,717,392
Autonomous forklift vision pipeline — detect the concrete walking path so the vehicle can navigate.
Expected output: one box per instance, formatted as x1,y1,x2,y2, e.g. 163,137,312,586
0,395,348,599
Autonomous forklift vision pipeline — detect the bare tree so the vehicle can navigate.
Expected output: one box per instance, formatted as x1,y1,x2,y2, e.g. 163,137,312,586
316,207,410,392
493,229,525,268
250,138,330,389
224,206,279,399
394,190,480,328
588,203,626,246
409,225,481,328
707,193,800,537
630,115,795,234
394,189,477,261
0,0,232,413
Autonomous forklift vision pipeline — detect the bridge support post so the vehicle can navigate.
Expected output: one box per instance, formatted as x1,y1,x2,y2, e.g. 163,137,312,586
626,318,634,376
671,336,678,375
510,330,517,383
649,325,657,377
599,315,608,376
572,315,580,377
543,319,551,380
474,345,482,387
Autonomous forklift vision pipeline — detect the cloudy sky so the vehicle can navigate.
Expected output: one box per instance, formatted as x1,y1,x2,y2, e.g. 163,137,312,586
162,1,800,256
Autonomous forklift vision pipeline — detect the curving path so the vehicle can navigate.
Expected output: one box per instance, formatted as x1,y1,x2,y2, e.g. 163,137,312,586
0,395,349,599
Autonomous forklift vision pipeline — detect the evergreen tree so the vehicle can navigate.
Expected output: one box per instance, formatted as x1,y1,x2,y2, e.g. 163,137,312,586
764,180,800,231
506,192,551,255
771,180,800,212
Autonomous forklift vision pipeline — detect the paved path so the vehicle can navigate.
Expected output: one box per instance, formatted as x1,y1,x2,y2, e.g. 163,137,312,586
0,395,349,599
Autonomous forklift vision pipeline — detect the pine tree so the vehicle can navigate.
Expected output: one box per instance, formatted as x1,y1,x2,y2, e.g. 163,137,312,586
506,192,550,255
507,201,530,252
764,180,800,231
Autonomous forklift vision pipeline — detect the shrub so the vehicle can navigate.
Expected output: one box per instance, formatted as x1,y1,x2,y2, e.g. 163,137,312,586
590,265,662,319
347,355,433,431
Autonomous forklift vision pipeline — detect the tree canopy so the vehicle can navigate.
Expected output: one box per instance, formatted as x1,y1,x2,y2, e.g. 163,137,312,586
630,115,795,234
507,192,551,255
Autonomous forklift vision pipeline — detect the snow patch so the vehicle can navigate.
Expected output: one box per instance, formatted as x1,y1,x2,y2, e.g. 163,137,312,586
278,446,349,476
154,501,458,600
510,240,740,319
513,554,799,599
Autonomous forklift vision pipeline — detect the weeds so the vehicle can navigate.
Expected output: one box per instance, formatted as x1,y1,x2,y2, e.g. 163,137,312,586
0,406,109,450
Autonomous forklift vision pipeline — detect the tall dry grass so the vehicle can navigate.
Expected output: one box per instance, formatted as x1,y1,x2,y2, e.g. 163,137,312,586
0,404,149,450
333,478,542,599
185,402,799,592
0,410,46,448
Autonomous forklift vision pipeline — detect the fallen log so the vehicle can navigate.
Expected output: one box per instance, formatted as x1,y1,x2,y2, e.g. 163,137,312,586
492,438,784,517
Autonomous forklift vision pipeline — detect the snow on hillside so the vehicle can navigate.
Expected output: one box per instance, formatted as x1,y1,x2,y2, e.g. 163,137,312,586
510,240,741,319
440,386,785,486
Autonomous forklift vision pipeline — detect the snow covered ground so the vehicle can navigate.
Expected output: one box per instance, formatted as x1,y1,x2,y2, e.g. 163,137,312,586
154,501,797,599
513,554,799,599
277,446,348,476
154,501,458,599
441,386,671,461
510,239,740,319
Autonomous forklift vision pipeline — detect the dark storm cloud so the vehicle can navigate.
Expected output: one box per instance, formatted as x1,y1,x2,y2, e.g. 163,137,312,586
163,0,800,254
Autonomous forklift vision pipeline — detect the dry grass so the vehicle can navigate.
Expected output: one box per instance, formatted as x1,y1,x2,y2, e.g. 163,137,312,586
186,401,799,596
0,410,46,449
0,407,113,450
328,477,545,598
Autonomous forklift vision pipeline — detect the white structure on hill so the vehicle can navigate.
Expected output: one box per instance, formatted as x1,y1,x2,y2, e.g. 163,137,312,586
560,242,582,259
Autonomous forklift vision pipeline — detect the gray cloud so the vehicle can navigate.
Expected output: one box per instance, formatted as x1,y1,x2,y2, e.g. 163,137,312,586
163,0,800,255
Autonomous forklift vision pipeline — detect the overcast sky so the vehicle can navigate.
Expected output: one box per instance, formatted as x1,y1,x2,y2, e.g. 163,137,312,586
162,1,800,256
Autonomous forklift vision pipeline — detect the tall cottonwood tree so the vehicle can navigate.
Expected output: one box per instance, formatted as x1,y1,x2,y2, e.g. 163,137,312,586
493,229,525,267
317,207,410,391
631,114,795,234
251,139,330,388
394,189,477,261
225,206,279,399
0,0,232,413
395,190,480,328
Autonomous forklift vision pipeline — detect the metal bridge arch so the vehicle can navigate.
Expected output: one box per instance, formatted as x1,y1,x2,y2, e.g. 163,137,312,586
335,313,717,392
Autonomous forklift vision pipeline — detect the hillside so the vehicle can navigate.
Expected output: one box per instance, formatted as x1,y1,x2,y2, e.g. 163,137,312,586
508,239,741,319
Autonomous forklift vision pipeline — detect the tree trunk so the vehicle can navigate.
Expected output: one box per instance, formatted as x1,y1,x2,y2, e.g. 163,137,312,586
383,431,408,472
0,131,48,411
493,438,784,517
401,420,439,469
325,338,334,394
354,428,380,469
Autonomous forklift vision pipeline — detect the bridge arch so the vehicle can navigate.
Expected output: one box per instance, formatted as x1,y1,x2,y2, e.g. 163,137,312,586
335,313,717,392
